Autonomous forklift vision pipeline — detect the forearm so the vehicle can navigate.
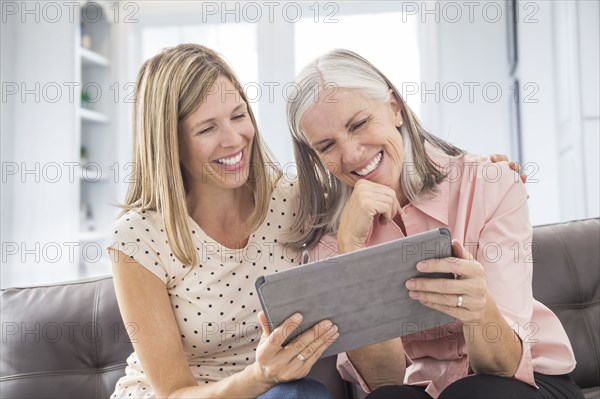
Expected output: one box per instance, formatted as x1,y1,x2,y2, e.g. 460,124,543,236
346,338,406,391
464,293,522,377
168,363,273,399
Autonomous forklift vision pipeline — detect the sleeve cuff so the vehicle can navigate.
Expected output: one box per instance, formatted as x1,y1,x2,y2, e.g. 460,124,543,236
336,351,413,394
336,352,372,393
503,314,538,388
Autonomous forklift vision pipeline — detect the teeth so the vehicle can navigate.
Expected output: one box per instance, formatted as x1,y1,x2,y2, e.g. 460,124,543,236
217,151,242,165
355,152,382,176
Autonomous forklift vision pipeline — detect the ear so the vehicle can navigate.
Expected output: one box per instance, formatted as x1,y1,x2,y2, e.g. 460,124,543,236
388,89,403,127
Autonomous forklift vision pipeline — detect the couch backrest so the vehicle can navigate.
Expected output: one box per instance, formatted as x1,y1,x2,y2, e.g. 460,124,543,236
0,276,351,399
0,277,133,399
2,218,598,398
531,218,600,389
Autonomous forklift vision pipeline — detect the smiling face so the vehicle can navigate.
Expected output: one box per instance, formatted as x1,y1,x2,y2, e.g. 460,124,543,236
300,87,405,194
178,76,255,193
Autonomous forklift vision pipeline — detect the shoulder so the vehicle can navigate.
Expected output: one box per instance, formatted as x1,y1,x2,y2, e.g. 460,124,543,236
268,174,300,212
456,153,528,220
272,174,299,199
114,209,161,228
460,152,524,193
263,174,300,234
112,209,165,241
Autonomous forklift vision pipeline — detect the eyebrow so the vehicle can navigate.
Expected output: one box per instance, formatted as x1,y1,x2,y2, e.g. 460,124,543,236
312,110,362,147
188,103,247,133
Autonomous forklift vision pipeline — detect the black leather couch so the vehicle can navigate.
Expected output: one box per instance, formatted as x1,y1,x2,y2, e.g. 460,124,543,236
1,218,598,399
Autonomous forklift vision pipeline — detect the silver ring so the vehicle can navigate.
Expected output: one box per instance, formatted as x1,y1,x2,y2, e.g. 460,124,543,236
296,353,306,362
456,295,464,308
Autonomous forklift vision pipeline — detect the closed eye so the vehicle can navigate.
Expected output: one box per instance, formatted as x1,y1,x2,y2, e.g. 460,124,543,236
197,126,214,135
232,112,247,120
318,141,334,153
350,119,367,132
350,114,374,132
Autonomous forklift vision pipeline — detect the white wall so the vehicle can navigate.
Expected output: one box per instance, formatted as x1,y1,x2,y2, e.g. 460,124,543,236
577,0,600,219
518,0,599,224
1,16,16,261
1,15,80,287
517,1,562,224
427,4,512,156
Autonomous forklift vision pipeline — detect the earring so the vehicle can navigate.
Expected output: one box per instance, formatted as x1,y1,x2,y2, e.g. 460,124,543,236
396,120,403,128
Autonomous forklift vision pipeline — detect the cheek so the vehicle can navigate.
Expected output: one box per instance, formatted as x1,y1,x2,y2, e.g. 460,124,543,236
183,139,213,166
324,158,356,187
317,153,342,177
242,121,256,141
385,135,404,165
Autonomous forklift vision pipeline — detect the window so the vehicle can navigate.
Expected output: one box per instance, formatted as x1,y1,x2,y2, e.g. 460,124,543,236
141,23,259,118
294,11,421,116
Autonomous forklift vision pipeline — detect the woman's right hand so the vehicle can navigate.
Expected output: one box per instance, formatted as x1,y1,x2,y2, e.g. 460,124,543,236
337,179,401,253
252,311,339,384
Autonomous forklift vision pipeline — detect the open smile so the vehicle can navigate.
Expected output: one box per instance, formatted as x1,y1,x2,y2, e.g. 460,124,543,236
213,148,246,171
352,151,383,177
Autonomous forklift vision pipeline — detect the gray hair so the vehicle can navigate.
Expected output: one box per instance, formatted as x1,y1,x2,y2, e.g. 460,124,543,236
286,49,464,249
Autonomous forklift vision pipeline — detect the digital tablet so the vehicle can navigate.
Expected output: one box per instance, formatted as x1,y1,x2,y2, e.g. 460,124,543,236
255,228,455,358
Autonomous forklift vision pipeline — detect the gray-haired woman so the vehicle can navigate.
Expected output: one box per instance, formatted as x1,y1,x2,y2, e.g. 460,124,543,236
286,49,582,399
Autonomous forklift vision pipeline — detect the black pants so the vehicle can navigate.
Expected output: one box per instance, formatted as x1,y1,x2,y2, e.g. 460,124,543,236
366,373,584,399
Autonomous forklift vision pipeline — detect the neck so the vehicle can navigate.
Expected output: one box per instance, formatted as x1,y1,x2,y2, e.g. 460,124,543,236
186,184,255,232
396,187,409,208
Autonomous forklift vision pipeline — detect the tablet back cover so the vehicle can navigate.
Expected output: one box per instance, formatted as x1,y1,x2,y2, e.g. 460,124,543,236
255,228,455,358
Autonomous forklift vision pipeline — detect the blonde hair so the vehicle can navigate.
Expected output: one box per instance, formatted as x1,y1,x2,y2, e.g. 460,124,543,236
287,49,464,249
121,44,282,267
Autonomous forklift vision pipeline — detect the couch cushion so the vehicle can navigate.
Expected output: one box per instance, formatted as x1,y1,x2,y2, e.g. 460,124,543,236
0,276,132,399
531,218,600,391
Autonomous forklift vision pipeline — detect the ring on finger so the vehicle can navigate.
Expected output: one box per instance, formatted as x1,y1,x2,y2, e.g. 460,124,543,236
456,294,464,308
296,353,306,362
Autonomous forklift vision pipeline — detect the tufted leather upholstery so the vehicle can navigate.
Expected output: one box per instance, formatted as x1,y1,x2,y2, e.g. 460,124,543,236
0,277,132,398
1,218,598,399
531,218,600,399
0,278,352,399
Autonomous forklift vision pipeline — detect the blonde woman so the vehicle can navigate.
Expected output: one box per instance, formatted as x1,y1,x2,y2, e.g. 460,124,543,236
108,44,338,399
286,49,582,399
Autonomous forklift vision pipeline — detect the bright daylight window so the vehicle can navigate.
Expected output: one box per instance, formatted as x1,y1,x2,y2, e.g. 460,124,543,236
294,12,421,116
141,23,259,118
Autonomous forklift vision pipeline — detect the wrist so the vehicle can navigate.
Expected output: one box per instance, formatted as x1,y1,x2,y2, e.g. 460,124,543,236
337,238,362,254
244,361,275,391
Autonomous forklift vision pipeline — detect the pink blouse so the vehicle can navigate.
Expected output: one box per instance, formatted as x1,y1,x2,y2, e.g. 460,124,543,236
313,145,576,398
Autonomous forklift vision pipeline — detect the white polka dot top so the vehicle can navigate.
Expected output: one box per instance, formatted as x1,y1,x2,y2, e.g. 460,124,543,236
109,177,302,398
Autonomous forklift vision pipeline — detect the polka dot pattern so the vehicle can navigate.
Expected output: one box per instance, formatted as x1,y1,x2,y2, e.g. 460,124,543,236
109,177,302,397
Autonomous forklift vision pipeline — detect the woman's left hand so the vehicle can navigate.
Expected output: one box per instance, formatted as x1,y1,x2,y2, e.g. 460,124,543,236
405,240,490,324
490,154,527,183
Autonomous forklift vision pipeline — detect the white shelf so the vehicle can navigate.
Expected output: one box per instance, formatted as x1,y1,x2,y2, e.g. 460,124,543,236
76,3,116,280
79,108,108,123
80,47,110,67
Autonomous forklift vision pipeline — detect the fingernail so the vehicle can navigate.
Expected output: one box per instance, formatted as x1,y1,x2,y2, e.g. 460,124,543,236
321,320,333,330
293,313,303,322
409,290,419,299
417,261,427,270
406,279,416,289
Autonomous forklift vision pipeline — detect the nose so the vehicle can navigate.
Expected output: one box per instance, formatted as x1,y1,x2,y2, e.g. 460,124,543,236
220,122,243,148
339,137,364,167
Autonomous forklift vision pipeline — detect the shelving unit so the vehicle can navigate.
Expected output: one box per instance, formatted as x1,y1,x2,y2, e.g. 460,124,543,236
75,1,119,277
